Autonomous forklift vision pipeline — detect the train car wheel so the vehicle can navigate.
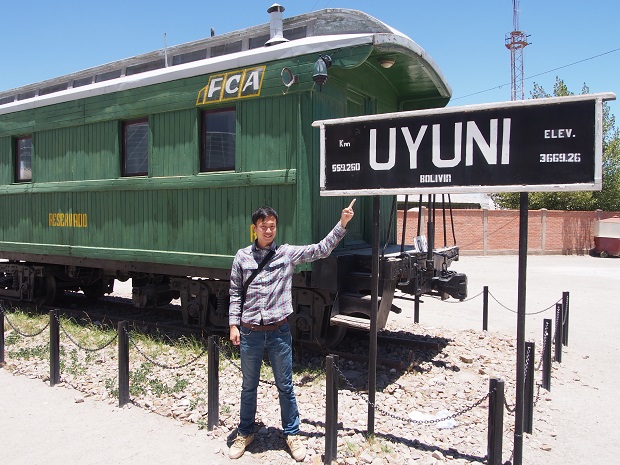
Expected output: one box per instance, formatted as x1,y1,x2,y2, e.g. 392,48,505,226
34,275,57,307
319,325,347,349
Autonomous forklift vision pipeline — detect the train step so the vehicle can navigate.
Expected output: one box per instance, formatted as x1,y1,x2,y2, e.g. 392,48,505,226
336,292,402,314
330,314,371,331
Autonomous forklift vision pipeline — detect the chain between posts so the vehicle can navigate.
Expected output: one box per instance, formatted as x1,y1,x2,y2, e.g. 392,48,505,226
504,397,516,413
125,328,208,370
524,344,531,380
425,289,561,316
488,291,561,316
1,308,51,337
55,314,118,352
428,290,484,303
213,336,494,424
536,326,548,371
2,304,554,426
333,363,491,425
504,344,535,415
533,382,543,406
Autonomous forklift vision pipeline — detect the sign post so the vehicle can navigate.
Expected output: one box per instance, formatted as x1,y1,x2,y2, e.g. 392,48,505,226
314,92,615,457
368,195,380,435
514,191,529,464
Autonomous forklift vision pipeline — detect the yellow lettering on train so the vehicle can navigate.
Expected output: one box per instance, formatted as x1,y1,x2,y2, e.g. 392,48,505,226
196,66,266,105
48,212,88,228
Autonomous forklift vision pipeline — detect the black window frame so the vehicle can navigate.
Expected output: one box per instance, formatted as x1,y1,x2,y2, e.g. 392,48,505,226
122,119,149,177
14,135,33,183
201,108,236,173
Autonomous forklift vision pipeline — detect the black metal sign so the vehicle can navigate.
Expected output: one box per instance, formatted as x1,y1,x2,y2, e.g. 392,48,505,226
315,94,613,195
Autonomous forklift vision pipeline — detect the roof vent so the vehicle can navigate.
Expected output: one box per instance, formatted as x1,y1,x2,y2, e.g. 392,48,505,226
265,4,289,46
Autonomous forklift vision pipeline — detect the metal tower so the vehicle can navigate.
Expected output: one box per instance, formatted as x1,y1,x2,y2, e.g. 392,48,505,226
505,0,530,100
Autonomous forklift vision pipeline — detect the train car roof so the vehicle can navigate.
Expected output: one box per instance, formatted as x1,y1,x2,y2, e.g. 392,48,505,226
0,7,451,115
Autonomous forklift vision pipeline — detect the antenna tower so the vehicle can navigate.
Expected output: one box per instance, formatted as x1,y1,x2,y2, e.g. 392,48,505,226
505,0,530,100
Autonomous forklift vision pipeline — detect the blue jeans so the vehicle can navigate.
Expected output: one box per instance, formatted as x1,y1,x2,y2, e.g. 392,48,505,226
238,323,300,436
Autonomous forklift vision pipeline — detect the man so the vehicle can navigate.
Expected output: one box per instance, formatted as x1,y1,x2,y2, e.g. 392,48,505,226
228,200,356,461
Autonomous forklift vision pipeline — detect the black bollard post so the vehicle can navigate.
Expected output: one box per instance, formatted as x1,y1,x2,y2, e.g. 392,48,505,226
49,310,60,386
0,306,5,367
325,355,334,465
207,335,220,431
542,319,552,391
483,286,489,331
325,354,339,464
118,321,130,408
554,303,562,363
332,354,339,460
562,291,570,346
487,378,505,465
414,294,420,324
523,341,535,434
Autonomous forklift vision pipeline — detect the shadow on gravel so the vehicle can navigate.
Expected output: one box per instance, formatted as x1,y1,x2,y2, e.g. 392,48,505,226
293,328,453,391
227,423,309,457
228,418,488,464
300,419,487,463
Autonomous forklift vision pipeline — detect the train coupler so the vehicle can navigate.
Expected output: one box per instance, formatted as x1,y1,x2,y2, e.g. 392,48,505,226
432,271,468,301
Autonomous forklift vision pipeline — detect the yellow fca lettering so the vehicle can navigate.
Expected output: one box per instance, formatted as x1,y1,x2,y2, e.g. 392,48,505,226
196,66,265,105
48,213,88,228
206,77,224,100
224,74,241,99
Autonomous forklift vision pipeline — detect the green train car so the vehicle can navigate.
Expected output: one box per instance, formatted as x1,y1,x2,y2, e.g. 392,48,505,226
0,4,466,346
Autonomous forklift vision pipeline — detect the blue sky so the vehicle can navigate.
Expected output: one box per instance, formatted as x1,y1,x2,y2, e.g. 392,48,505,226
2,1,618,118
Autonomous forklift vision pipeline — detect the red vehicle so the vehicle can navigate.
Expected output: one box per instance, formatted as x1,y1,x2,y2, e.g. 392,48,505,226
594,217,620,257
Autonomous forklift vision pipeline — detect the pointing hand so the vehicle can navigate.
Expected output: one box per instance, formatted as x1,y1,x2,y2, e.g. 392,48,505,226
340,198,356,228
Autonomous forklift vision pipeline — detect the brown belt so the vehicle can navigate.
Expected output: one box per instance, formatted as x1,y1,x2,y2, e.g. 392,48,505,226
240,319,287,331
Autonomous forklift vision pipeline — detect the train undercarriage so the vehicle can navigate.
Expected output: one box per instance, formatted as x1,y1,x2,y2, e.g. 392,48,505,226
0,244,466,348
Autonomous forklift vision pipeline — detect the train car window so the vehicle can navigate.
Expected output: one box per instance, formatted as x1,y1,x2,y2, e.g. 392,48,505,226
73,76,93,88
172,49,208,65
15,136,33,182
126,59,166,76
122,119,149,176
17,90,37,101
211,41,242,58
95,69,122,83
201,109,235,172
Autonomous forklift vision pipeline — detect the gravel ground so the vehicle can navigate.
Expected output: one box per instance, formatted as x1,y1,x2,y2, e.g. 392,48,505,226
2,254,617,464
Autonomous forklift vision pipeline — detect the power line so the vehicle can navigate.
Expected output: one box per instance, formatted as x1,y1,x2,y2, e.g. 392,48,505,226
526,47,620,80
452,47,620,101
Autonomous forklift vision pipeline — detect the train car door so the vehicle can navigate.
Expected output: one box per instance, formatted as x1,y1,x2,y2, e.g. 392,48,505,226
342,91,370,246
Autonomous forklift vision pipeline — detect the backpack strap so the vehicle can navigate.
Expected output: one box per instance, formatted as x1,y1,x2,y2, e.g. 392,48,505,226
240,248,276,313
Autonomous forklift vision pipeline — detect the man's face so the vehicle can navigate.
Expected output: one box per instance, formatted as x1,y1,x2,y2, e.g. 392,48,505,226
253,215,277,248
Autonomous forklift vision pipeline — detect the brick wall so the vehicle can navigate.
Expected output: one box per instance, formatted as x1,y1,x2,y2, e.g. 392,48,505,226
397,209,620,255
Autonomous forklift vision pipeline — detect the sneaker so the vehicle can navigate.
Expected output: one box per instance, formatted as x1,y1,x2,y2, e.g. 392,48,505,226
286,435,306,462
229,433,254,459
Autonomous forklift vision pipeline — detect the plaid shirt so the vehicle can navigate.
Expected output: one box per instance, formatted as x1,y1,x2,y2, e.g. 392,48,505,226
229,223,347,326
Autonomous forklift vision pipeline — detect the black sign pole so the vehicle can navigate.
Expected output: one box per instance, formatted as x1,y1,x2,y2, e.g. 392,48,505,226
368,195,380,435
513,192,528,465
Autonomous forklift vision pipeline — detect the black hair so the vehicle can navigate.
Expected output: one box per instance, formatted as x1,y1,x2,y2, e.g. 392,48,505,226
252,206,278,225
